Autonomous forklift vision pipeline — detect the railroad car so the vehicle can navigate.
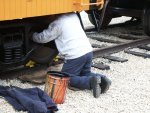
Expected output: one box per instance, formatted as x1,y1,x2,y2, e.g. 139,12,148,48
0,0,104,72
88,0,150,35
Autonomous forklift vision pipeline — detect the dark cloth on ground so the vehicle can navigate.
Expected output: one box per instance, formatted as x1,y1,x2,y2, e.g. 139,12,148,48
0,86,58,113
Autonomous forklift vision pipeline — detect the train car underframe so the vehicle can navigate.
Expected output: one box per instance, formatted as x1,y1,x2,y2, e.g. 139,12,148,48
0,15,58,72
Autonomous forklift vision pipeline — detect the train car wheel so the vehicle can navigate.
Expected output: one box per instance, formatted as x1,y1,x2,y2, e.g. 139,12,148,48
88,9,112,29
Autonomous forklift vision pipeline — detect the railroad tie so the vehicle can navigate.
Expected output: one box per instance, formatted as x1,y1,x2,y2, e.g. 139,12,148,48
110,33,144,40
103,55,128,62
138,45,150,51
92,63,110,70
124,49,150,58
89,36,122,44
92,44,105,48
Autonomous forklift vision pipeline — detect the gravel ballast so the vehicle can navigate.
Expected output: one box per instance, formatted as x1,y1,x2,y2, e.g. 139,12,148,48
0,12,150,113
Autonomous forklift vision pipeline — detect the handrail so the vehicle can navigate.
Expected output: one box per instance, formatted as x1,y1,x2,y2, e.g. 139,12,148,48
73,1,104,6
80,2,103,6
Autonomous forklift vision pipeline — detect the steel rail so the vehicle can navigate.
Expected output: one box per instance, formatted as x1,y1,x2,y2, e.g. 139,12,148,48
93,38,150,58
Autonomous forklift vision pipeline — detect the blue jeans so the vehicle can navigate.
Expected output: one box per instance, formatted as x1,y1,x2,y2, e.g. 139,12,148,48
62,52,97,90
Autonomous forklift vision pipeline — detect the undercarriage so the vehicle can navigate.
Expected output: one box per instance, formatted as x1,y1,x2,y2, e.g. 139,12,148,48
0,16,58,72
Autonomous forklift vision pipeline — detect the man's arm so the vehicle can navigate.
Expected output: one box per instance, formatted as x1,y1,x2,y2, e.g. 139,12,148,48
32,22,61,43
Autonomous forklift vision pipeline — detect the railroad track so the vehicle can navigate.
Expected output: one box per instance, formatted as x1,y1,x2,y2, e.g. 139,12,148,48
93,38,150,58
85,21,150,70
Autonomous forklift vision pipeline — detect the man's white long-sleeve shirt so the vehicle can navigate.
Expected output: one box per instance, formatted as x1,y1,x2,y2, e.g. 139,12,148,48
32,13,93,59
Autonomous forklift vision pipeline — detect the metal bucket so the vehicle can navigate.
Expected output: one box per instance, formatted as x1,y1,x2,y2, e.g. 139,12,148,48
44,71,70,104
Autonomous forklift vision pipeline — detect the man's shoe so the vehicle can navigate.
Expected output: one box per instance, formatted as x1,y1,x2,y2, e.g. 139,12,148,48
90,76,101,98
100,76,111,93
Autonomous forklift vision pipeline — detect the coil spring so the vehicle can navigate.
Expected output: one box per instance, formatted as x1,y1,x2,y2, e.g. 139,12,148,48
14,47,23,60
4,47,23,62
4,49,12,62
